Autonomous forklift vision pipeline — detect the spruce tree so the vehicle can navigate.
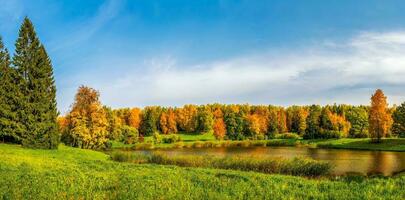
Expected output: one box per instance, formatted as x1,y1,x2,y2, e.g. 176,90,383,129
0,37,22,143
13,17,59,149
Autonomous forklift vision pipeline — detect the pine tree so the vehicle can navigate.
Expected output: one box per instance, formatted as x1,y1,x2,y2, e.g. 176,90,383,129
0,37,22,143
13,17,59,149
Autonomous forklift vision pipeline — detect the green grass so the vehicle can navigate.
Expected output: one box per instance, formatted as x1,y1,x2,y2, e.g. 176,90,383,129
315,138,405,151
0,144,405,199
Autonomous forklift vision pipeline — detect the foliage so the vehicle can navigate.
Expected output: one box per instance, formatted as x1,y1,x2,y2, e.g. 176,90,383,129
152,132,162,144
63,86,109,149
275,133,300,139
120,125,139,144
11,18,59,149
159,108,177,134
196,106,214,133
346,106,369,138
0,37,21,143
213,118,226,140
304,105,322,139
140,106,162,136
128,108,142,129
369,89,392,143
162,134,182,144
392,102,405,138
176,105,198,132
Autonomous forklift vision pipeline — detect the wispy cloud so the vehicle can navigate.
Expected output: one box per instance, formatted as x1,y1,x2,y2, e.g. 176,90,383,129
75,30,405,111
49,0,125,52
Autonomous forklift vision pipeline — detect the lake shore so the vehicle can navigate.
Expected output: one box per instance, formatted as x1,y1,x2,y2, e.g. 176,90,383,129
113,136,405,152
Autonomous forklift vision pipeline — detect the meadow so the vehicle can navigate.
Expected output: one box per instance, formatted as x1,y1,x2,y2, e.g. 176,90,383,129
0,143,404,199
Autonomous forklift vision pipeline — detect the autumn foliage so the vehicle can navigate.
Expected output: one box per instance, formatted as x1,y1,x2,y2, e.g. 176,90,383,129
369,89,392,143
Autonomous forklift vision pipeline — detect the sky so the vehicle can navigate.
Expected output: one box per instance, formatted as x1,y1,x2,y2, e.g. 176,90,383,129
1,0,405,113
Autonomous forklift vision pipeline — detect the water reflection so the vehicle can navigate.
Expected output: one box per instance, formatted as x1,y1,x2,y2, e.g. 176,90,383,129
147,147,405,175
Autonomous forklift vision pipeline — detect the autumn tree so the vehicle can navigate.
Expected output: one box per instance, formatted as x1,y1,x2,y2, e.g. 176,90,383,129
63,86,109,149
369,89,392,143
392,102,405,138
160,108,177,134
128,108,142,129
246,114,261,137
104,106,123,140
176,105,198,132
13,18,59,149
213,118,226,139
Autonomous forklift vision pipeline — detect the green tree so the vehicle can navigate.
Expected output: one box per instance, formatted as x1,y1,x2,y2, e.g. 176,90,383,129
392,102,405,138
304,105,322,139
13,18,59,149
196,106,214,133
140,106,161,136
0,37,22,143
346,106,369,138
224,105,246,140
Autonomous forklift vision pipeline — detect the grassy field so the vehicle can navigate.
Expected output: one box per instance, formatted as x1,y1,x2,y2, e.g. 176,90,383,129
0,143,404,199
315,138,405,151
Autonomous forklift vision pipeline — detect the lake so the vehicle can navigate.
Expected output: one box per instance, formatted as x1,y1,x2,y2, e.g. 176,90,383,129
139,147,405,175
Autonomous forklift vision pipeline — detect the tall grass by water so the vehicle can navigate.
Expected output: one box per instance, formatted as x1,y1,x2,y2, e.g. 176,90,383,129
111,151,332,176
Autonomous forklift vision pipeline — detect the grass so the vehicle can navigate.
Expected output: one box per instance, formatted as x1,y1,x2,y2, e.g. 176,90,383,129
0,143,404,199
111,151,332,176
315,138,405,151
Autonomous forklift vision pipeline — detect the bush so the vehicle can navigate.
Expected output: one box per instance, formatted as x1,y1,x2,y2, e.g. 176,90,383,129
120,125,139,144
153,132,162,144
275,133,300,139
162,134,182,144
322,130,344,139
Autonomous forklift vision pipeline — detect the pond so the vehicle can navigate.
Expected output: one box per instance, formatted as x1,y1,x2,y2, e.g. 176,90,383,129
140,147,405,175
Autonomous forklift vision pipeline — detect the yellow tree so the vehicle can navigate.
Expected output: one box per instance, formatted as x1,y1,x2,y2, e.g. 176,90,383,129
128,108,142,129
213,118,226,140
64,86,109,149
369,89,392,143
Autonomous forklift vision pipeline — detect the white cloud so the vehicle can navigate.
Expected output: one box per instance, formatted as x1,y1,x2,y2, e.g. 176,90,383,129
59,30,405,111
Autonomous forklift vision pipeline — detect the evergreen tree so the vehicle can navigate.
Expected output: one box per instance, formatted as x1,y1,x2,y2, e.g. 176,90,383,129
0,37,22,143
13,17,59,148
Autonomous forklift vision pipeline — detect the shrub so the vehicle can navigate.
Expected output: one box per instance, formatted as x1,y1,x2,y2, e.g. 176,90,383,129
153,132,162,144
322,130,344,139
121,125,139,144
193,141,204,148
174,142,185,148
162,134,182,144
275,133,300,139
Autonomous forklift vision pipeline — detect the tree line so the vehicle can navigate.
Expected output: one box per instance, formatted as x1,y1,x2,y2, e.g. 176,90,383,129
58,86,405,149
0,18,58,149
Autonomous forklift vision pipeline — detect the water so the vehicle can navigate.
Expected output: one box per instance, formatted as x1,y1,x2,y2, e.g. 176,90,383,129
141,147,405,175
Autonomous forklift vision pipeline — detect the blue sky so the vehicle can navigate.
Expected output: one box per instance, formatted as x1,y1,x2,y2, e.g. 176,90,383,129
1,0,405,113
